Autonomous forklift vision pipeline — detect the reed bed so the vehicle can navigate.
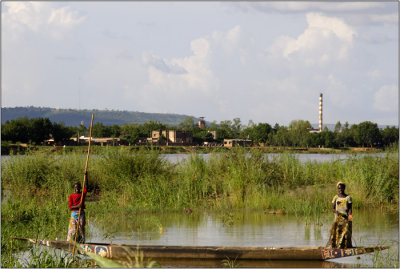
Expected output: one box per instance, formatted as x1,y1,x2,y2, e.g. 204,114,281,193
2,148,398,213
1,148,398,267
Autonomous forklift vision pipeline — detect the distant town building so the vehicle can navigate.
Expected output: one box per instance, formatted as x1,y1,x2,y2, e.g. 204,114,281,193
223,139,252,148
208,130,217,140
149,130,193,145
198,117,206,129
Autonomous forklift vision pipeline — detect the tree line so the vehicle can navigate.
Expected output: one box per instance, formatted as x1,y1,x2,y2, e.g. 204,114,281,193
1,116,398,148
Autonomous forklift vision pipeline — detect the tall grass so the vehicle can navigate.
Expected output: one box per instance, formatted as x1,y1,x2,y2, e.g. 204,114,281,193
2,149,398,213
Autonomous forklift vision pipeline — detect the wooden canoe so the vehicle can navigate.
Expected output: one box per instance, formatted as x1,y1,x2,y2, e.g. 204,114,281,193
13,237,388,261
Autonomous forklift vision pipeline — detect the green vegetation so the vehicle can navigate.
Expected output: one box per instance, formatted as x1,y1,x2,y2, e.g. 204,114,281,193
2,111,398,151
372,246,399,268
1,149,398,267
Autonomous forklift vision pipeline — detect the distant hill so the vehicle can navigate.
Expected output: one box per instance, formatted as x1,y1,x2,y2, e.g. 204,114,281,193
1,107,198,127
2,107,395,129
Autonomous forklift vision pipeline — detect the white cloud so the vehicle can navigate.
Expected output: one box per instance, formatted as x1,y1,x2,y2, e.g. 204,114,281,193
268,13,355,66
141,26,245,96
232,2,394,16
306,13,354,42
189,38,211,59
262,2,385,13
373,85,398,112
2,2,85,40
211,25,242,54
229,2,397,27
142,37,215,93
142,52,187,74
48,6,86,28
137,25,251,117
3,2,45,33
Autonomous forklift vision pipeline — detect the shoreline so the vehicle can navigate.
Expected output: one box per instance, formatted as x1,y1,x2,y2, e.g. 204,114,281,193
1,144,391,156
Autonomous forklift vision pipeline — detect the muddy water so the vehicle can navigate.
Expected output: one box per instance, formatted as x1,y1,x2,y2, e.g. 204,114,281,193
88,208,398,268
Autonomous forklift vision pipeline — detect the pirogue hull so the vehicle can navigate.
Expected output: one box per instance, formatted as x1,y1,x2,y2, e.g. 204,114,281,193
14,238,388,261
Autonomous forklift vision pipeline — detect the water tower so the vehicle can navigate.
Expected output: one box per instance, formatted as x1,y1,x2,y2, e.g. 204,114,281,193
198,117,206,130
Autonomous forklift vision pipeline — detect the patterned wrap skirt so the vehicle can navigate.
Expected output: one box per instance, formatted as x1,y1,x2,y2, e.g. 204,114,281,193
328,215,352,249
67,210,85,243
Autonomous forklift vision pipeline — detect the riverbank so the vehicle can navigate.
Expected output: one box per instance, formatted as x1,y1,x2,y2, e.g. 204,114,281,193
1,149,398,267
1,143,394,156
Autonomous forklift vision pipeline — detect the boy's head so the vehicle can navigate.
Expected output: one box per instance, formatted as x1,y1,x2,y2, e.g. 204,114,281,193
74,182,82,194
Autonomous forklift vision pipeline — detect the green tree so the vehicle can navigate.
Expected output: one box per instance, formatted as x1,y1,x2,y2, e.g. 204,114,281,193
120,124,141,144
339,121,354,147
178,117,195,131
52,122,75,144
29,117,53,144
218,120,234,139
1,117,53,144
231,118,242,137
334,121,342,133
76,124,88,137
288,120,313,147
240,126,252,140
110,124,121,137
272,126,290,146
272,123,280,133
321,127,337,148
307,132,323,147
353,121,382,147
92,122,112,137
248,123,272,144
140,121,168,137
192,128,208,145
380,126,399,147
247,120,255,128
1,117,30,143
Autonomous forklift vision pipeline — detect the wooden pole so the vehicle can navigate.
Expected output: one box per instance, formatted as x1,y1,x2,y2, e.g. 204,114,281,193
72,113,94,258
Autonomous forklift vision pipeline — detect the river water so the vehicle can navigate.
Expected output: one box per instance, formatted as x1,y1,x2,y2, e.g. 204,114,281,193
88,208,398,268
160,152,391,164
0,152,390,164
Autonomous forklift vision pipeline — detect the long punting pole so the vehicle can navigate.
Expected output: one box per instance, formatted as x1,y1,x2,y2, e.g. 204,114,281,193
72,113,94,258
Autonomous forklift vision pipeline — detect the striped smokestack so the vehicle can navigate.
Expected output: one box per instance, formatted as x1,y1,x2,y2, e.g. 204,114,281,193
319,93,323,132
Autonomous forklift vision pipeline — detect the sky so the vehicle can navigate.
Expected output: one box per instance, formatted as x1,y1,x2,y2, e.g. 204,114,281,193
1,1,398,126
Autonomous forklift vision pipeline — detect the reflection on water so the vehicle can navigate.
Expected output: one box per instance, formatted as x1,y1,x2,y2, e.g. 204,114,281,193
88,209,398,268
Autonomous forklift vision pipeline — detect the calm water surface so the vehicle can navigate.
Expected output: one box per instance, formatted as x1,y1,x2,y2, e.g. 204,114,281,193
161,153,391,164
1,152,390,164
88,209,398,268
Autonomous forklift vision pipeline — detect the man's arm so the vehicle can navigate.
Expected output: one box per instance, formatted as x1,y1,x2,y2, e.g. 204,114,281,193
347,202,353,221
